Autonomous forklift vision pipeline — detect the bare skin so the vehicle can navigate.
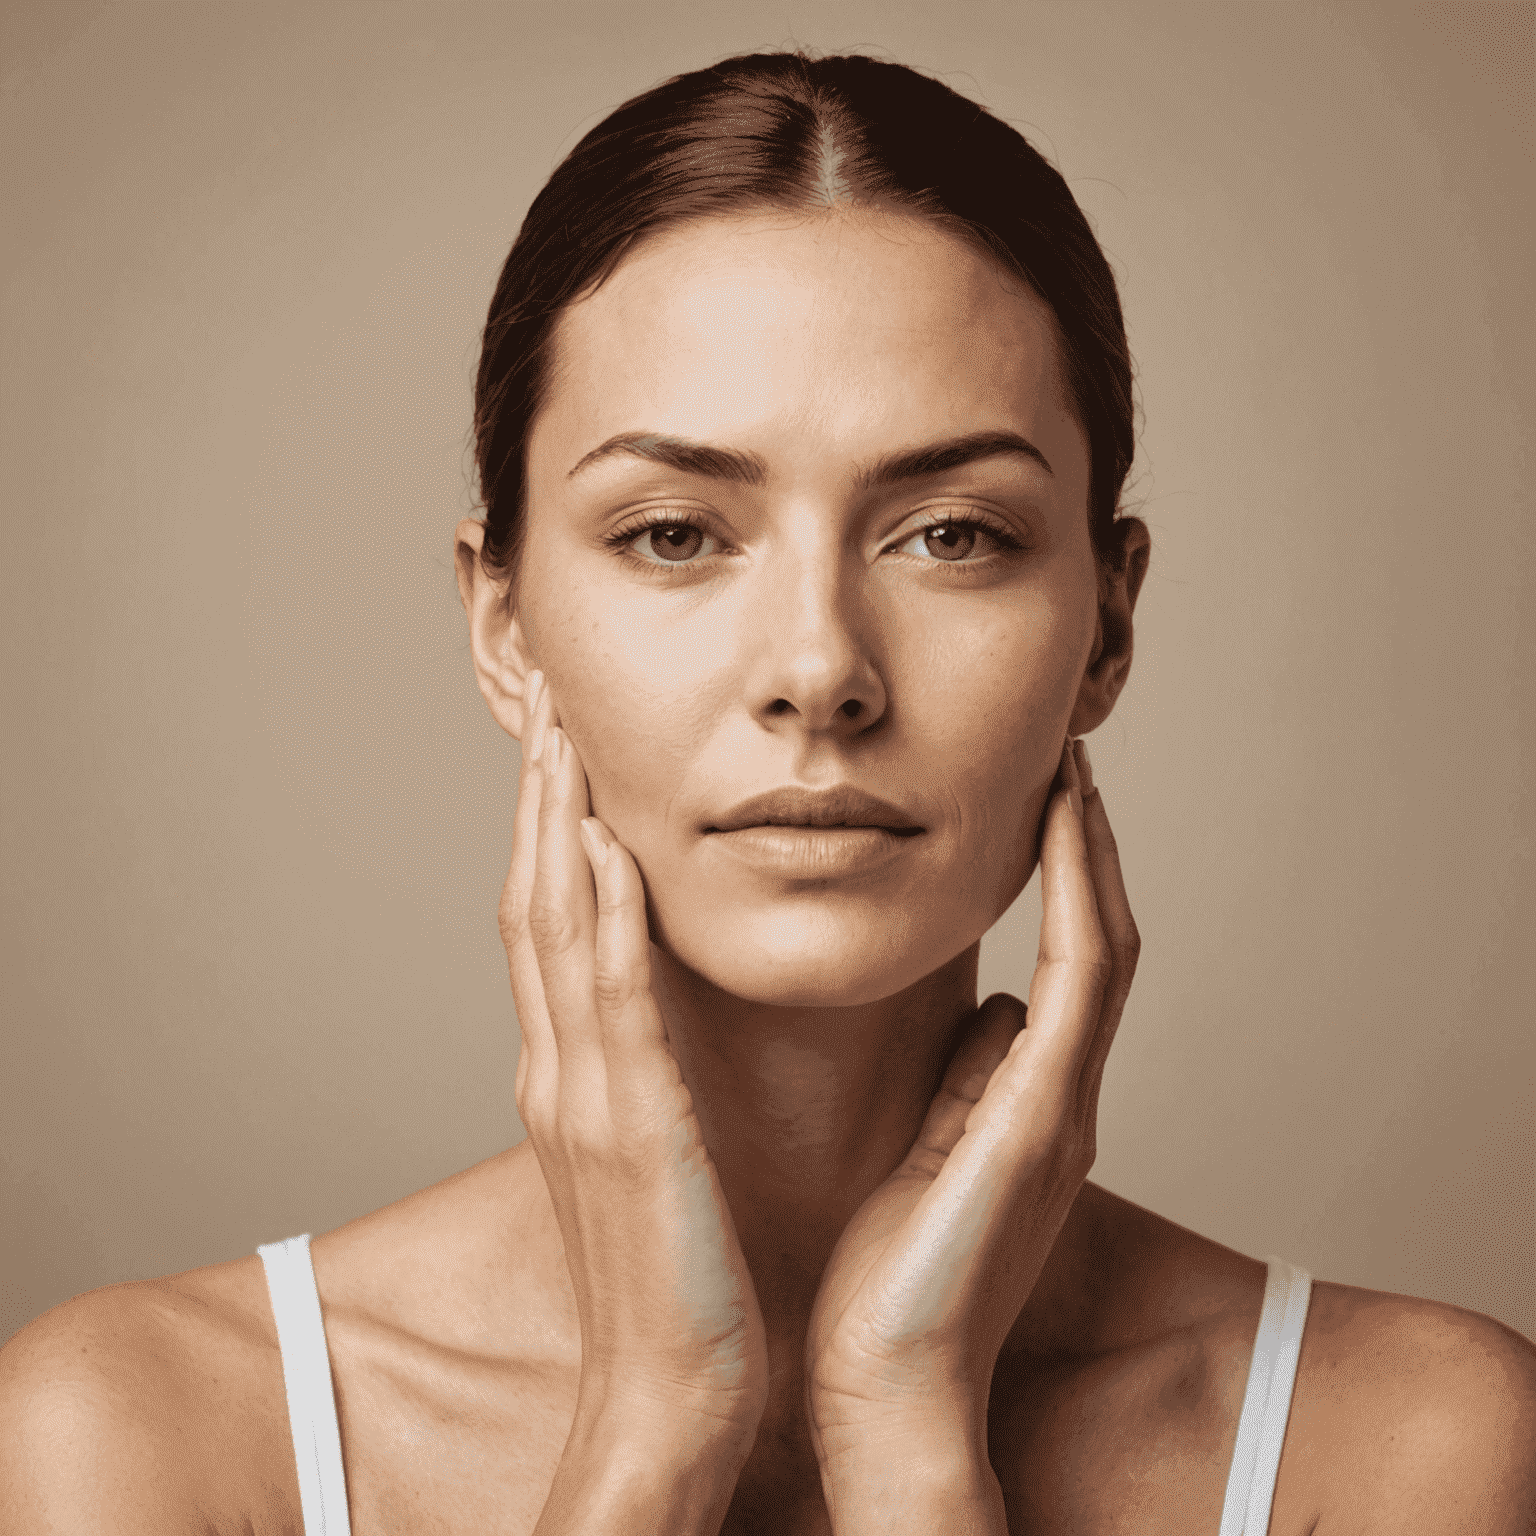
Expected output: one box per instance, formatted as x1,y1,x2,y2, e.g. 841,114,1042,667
2,210,1533,1534
5,1170,1532,1533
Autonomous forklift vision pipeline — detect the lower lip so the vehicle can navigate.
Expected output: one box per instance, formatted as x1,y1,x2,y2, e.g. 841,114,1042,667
706,826,922,878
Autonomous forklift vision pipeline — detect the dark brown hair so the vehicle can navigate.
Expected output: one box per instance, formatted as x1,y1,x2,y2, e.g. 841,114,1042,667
472,50,1135,592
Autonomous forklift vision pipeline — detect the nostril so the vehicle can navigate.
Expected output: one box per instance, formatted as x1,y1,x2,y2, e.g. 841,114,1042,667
840,699,862,719
768,699,794,716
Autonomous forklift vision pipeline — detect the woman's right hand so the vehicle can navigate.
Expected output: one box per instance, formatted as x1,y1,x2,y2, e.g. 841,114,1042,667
503,669,769,1466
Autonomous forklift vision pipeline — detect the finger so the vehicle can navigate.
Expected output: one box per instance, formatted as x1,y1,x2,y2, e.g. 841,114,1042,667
903,994,1026,1177
529,720,601,1064
502,670,556,1098
1075,755,1139,1118
579,817,673,1066
1019,738,1111,1090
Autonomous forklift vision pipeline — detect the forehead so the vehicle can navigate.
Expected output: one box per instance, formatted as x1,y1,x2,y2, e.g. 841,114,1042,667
533,209,1075,474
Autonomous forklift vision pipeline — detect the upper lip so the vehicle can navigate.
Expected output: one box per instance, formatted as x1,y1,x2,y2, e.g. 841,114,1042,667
705,786,923,834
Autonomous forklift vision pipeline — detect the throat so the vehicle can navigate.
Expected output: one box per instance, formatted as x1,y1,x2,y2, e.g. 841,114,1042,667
647,942,981,1330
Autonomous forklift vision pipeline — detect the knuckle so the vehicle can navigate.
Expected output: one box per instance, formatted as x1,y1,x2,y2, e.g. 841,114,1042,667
591,964,635,1014
553,1113,612,1166
499,895,542,957
526,899,580,959
497,892,526,949
516,1081,556,1136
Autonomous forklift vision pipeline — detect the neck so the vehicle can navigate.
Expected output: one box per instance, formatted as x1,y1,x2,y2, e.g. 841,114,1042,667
649,942,980,1335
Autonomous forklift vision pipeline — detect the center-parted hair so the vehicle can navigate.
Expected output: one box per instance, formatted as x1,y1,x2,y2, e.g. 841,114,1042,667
472,51,1135,591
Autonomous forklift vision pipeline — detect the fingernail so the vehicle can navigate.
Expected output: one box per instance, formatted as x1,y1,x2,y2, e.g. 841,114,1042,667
1074,738,1095,797
1059,735,1082,803
578,817,609,867
559,731,580,800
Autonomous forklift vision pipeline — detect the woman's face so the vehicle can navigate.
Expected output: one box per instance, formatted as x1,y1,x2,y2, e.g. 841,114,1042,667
516,209,1102,1007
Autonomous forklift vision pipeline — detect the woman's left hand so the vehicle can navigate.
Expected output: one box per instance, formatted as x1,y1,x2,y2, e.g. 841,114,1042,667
804,737,1139,1528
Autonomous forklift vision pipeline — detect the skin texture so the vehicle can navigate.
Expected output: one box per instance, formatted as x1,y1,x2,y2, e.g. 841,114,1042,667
2,206,1533,1536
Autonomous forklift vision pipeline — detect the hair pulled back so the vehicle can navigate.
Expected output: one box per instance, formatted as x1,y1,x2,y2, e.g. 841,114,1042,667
473,51,1135,591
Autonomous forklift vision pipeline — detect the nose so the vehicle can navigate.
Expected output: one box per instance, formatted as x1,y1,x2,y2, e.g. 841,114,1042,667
744,535,887,737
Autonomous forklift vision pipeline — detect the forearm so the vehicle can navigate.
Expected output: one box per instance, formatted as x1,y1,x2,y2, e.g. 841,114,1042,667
820,1438,1008,1536
533,1406,750,1536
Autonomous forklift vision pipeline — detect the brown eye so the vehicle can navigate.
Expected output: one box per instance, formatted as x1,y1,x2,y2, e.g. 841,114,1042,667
923,524,976,561
633,523,713,564
892,516,1015,565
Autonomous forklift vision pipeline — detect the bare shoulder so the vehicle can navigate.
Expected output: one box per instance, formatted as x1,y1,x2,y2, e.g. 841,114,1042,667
0,1257,297,1535
994,1186,1536,1533
0,1145,574,1536
1286,1280,1536,1531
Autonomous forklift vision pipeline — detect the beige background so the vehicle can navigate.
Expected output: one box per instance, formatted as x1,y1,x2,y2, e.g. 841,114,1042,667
2,0,1531,1347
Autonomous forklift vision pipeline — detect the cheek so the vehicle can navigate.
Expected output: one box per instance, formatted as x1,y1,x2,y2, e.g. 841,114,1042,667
905,582,1093,894
904,582,1090,773
519,570,721,837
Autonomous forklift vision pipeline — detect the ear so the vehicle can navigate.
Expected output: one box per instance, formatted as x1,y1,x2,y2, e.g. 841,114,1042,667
1068,517,1151,737
455,517,535,741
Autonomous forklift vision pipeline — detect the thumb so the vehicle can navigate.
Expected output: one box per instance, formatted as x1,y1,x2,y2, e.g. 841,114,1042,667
905,994,1027,1174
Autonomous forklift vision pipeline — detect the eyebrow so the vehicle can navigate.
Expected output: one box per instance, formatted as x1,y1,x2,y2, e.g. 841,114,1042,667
854,430,1053,488
566,428,1053,487
567,433,767,485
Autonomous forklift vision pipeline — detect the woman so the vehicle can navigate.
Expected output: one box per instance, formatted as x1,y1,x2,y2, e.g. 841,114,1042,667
2,49,1531,1536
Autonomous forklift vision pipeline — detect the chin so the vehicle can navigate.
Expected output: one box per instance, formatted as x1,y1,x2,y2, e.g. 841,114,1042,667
653,899,982,1009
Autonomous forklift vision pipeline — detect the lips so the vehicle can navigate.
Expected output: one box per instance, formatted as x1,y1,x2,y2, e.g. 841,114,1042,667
704,786,923,835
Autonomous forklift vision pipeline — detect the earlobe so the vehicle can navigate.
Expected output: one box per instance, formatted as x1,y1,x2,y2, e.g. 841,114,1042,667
455,517,535,741
1068,518,1151,737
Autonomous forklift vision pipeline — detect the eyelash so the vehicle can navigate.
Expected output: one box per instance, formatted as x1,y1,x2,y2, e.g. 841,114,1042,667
888,511,1025,561
602,510,723,556
602,508,1025,567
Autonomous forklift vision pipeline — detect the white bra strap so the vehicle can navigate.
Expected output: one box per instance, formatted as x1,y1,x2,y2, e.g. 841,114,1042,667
258,1234,353,1536
1218,1256,1313,1536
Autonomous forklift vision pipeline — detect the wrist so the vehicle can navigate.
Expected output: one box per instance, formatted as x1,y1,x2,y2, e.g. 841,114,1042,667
811,1383,987,1478
578,1371,766,1455
819,1437,1005,1536
534,1399,753,1536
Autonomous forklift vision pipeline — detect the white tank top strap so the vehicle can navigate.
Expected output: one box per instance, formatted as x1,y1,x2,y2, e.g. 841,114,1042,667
258,1234,353,1536
1218,1255,1314,1536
